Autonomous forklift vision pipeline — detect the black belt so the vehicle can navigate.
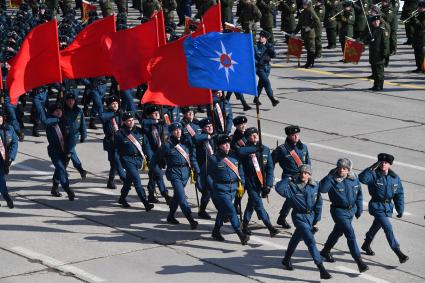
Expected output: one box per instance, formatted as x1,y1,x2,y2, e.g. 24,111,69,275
172,164,189,168
372,198,391,204
126,153,141,157
216,180,238,184
331,204,354,210
296,209,312,214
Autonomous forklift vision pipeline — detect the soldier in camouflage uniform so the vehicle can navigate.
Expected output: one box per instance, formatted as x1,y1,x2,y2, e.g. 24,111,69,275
314,0,325,57
257,0,275,42
353,0,369,40
278,0,297,42
338,0,355,54
324,0,340,48
381,0,398,66
401,0,418,45
237,0,262,39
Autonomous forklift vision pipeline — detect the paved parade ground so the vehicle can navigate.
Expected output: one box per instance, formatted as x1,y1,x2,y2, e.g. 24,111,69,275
1,5,425,283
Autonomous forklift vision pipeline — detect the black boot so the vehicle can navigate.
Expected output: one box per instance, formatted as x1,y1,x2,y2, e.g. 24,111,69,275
236,229,250,245
161,192,172,206
198,204,211,219
281,256,294,270
148,194,159,203
51,183,62,197
310,53,316,68
242,220,252,235
118,196,130,208
394,248,409,263
32,124,40,137
187,214,198,230
361,239,375,256
317,263,332,279
3,192,14,209
320,245,335,263
78,168,87,179
264,220,279,237
167,214,180,224
142,199,154,212
277,214,291,229
271,98,280,107
379,81,384,91
107,179,116,190
88,118,97,130
212,229,225,241
354,257,369,273
304,52,313,69
253,97,262,105
63,186,75,201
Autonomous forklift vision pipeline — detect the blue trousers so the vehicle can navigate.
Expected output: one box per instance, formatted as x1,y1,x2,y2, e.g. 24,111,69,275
212,189,241,232
121,160,146,201
0,173,7,194
5,102,21,134
286,219,323,265
365,214,400,250
169,177,192,218
324,212,361,258
243,188,270,222
120,89,137,113
90,85,107,118
257,68,274,101
280,199,292,217
49,150,70,188
107,149,126,180
177,0,191,22
147,171,167,196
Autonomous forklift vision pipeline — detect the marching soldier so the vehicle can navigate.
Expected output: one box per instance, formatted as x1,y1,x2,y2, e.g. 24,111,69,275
359,153,409,264
254,30,280,105
338,0,355,54
257,0,275,43
401,0,418,45
276,165,331,280
324,0,340,49
101,95,126,190
208,134,250,245
411,1,425,73
381,0,398,66
152,122,200,229
115,111,154,212
319,158,369,273
353,0,369,40
238,127,279,237
0,108,18,209
237,0,262,37
273,125,311,229
367,14,389,91
314,0,326,57
208,90,233,135
180,107,201,141
278,0,297,42
230,116,248,151
293,0,321,68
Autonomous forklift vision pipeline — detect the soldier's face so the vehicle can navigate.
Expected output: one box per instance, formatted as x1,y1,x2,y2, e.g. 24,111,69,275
259,36,267,44
248,133,259,144
184,111,194,121
124,118,135,128
66,98,75,108
379,161,391,171
236,123,246,133
372,19,380,27
204,124,214,134
172,128,182,139
151,111,160,120
337,167,349,178
288,133,300,144
219,142,230,153
110,101,119,111
53,109,62,118
300,171,310,182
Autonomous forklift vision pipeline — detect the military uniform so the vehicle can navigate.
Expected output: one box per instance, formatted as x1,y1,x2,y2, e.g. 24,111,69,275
278,0,297,38
381,1,398,65
411,5,425,72
401,0,418,44
221,0,235,25
314,0,325,57
208,135,250,245
338,2,355,53
359,153,409,264
143,0,162,18
88,77,108,130
195,0,216,19
207,92,233,135
0,111,18,209
353,0,369,39
272,125,311,229
99,0,114,17
115,112,154,211
176,0,192,25
162,0,178,25
294,4,321,68
152,122,200,228
180,107,202,142
237,0,262,38
257,0,275,42
237,127,278,237
275,165,331,280
368,15,389,90
319,159,369,273
230,116,248,151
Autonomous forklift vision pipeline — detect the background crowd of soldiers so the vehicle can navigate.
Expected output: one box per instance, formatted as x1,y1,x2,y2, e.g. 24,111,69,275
0,0,418,280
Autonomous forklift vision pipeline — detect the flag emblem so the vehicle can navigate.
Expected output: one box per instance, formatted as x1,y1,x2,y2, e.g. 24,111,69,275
210,41,238,83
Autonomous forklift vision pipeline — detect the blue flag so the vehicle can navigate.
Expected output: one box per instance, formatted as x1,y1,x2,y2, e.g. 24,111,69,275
184,32,258,96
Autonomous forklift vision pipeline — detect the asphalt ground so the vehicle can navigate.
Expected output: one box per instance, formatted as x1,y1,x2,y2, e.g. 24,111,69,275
0,3,424,283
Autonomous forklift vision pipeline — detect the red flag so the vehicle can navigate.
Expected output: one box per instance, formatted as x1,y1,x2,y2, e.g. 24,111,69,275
151,10,166,46
287,36,303,58
82,0,97,22
343,37,364,63
202,3,222,33
102,18,158,90
142,36,212,107
6,20,61,105
60,16,116,80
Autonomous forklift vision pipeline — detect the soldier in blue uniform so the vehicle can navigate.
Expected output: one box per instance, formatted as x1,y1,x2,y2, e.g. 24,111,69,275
194,117,216,219
359,153,409,264
238,127,279,237
208,90,233,135
115,112,154,212
180,107,201,142
63,90,87,180
208,134,250,245
101,95,126,189
87,77,108,129
0,109,18,208
142,105,171,204
276,165,331,279
319,158,369,273
273,125,311,229
230,116,248,151
151,122,200,229
34,100,75,201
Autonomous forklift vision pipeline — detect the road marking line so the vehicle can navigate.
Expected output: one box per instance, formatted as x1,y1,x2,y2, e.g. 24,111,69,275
11,246,105,283
261,132,425,172
336,266,390,283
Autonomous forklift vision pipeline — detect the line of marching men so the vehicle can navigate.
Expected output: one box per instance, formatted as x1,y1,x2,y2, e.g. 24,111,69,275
0,86,410,279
